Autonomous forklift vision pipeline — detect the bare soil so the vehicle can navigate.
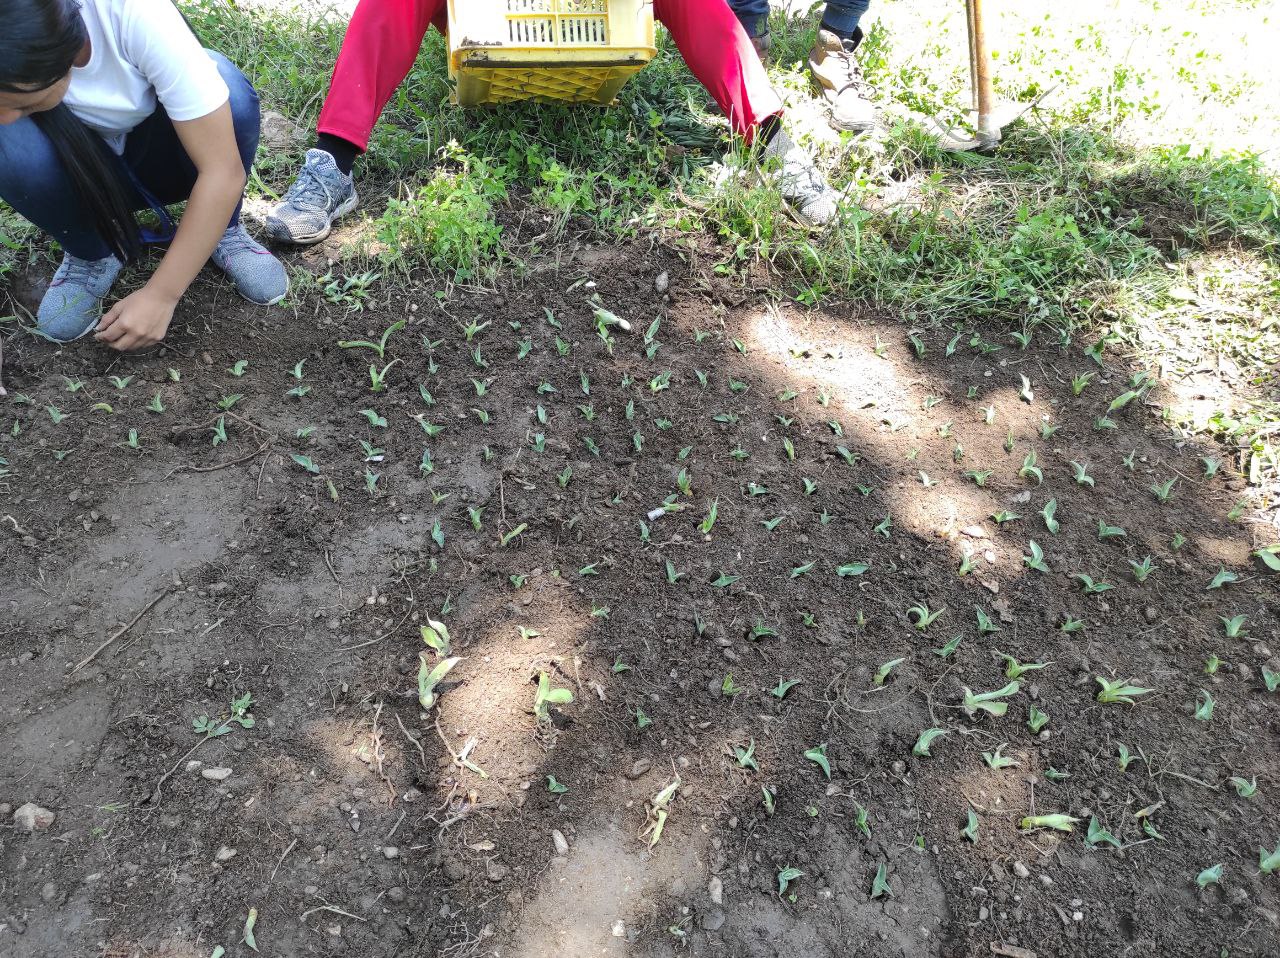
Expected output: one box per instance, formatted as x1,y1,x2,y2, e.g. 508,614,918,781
2,239,1278,958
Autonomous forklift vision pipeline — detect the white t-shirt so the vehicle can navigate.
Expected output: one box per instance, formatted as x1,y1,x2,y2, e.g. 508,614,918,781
64,0,230,153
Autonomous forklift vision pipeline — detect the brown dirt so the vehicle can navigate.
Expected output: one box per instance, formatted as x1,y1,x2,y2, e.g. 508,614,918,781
2,240,1278,958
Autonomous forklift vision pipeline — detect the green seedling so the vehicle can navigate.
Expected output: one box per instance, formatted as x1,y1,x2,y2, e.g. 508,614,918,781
999,654,1050,680
611,656,630,673
1262,667,1279,692
1085,815,1121,850
836,446,859,466
146,391,165,414
873,658,905,687
359,408,387,428
975,607,1000,635
962,681,1020,718
711,573,739,588
1229,498,1250,522
908,333,925,358
417,650,460,710
1040,421,1060,440
290,453,319,475
992,510,1020,525
934,635,962,658
698,500,718,535
364,469,381,495
734,740,759,772
1074,574,1114,595
1259,844,1280,875
1039,499,1060,534
912,728,947,757
499,523,527,547
1194,690,1214,721
664,561,685,584
517,627,540,641
546,775,568,794
761,785,776,816
961,810,979,842
908,603,944,631
1221,615,1248,638
123,429,141,450
1202,457,1221,478
803,743,831,779
1070,461,1095,487
1024,541,1051,573
721,674,743,697
338,319,405,359
1205,654,1221,675
982,744,1017,770
1044,768,1070,782
1097,520,1127,540
416,418,445,438
676,468,693,496
1003,429,1016,454
790,561,815,579
852,802,871,838
1117,743,1134,771
243,907,258,952
957,552,978,576
1019,814,1078,833
1061,616,1085,633
771,678,800,699
108,374,134,390
634,708,652,729
532,671,574,721
1151,478,1176,503
62,377,84,393
1018,374,1034,402
1096,677,1153,704
1229,776,1257,798
870,863,892,899
192,692,256,739
1195,864,1223,889
836,562,870,578
641,777,680,849
457,318,491,342
776,866,803,897
1019,450,1042,485
1170,533,1187,551
1207,567,1239,590
1129,556,1156,583
431,521,445,548
1071,372,1094,396
1027,705,1050,733
46,405,67,424
90,402,114,415
1108,389,1142,415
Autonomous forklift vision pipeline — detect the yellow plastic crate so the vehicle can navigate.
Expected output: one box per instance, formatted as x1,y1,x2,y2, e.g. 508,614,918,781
447,0,656,107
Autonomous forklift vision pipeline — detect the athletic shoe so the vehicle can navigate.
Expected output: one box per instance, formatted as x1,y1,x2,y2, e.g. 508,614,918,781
809,29,877,133
760,127,841,228
211,224,290,306
264,148,359,246
36,252,124,343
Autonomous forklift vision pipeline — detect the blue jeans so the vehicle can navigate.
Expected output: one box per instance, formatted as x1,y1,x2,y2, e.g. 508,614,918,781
730,0,871,39
0,51,259,261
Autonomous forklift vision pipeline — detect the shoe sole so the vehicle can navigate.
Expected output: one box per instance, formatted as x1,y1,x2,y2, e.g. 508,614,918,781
270,192,360,247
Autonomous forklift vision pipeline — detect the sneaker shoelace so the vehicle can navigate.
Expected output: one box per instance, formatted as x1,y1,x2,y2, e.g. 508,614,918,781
217,227,263,259
58,256,109,289
283,162,336,214
831,43,871,98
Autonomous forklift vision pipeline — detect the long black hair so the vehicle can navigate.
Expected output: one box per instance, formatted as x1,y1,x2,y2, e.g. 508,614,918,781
0,0,139,261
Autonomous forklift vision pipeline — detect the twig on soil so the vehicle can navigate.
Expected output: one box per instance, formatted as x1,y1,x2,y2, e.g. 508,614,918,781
70,587,171,673
300,904,366,923
370,700,397,807
335,610,412,653
323,548,340,585
164,440,272,478
255,449,272,498
3,513,32,537
386,810,407,841
396,714,428,772
266,838,297,888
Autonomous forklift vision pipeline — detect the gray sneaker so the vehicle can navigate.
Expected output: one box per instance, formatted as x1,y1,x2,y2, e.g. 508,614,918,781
265,148,359,246
212,224,290,306
809,29,877,133
37,252,124,343
760,127,841,228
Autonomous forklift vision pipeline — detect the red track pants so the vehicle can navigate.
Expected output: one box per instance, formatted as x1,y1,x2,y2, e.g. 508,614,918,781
316,0,784,150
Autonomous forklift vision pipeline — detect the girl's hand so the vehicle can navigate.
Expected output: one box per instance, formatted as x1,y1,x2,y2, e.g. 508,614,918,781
95,284,179,351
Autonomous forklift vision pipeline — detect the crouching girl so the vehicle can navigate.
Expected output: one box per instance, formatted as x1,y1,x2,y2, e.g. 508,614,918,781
0,0,287,350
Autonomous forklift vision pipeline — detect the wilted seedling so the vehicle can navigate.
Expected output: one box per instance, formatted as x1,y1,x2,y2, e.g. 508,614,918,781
1195,864,1223,889
1194,690,1214,722
338,319,404,360
532,671,574,722
873,658,904,686
803,743,831,779
641,777,681,849
1070,461,1095,487
961,810,979,843
1129,556,1156,583
982,744,1017,770
734,740,759,772
912,728,947,757
1019,814,1078,833
499,523,527,548
1038,500,1060,536
1096,676,1154,704
908,603,944,631
962,681,1020,718
1024,541,1051,573
1207,567,1239,590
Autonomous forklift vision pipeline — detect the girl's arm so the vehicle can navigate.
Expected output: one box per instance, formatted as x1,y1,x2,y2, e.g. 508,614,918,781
95,101,244,351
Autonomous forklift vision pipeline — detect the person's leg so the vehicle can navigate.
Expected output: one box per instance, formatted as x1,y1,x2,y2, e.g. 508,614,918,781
125,51,288,307
269,0,446,245
0,116,126,340
810,0,877,132
725,0,772,56
653,0,782,143
315,0,447,164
